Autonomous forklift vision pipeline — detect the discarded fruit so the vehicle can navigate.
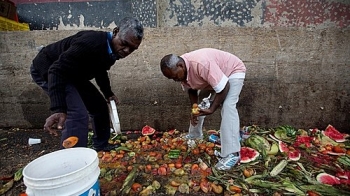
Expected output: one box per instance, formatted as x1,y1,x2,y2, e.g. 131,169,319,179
267,142,279,155
62,136,78,148
170,180,180,187
240,147,259,163
157,166,167,176
278,141,289,153
243,168,255,178
141,125,156,136
131,183,142,192
316,172,341,185
228,185,242,193
200,180,210,193
333,145,346,153
323,124,348,142
288,150,301,161
211,183,223,194
191,103,200,115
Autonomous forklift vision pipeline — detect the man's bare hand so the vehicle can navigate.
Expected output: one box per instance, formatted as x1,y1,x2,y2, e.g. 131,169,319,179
190,113,199,126
44,113,67,136
108,95,120,104
190,108,214,126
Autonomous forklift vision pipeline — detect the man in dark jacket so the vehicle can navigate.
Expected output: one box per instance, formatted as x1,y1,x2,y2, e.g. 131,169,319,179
30,17,144,151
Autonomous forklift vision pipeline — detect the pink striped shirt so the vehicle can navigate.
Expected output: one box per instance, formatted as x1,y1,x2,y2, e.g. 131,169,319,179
180,48,246,93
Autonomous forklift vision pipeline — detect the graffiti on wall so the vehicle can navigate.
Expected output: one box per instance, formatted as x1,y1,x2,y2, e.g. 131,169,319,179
12,0,350,29
14,0,157,30
264,0,350,28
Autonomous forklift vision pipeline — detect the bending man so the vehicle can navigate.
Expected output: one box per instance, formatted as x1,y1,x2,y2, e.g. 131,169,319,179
160,48,246,170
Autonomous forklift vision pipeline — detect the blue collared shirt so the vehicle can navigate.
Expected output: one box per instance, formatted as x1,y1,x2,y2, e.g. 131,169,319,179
107,32,118,61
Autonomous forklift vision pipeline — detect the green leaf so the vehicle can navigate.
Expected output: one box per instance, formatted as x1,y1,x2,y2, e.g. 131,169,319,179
14,167,23,181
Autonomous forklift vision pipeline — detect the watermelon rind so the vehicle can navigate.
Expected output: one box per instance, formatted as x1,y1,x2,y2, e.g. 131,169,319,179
240,147,260,163
316,173,341,185
245,135,271,152
318,133,339,146
274,125,297,143
327,151,346,156
267,142,279,155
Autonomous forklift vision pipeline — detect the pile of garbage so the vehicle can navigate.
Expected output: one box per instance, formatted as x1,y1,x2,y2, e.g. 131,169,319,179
97,124,350,196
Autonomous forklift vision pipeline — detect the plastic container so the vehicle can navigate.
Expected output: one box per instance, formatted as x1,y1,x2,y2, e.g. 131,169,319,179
0,0,18,21
109,100,121,134
0,16,29,31
23,148,100,196
28,138,41,146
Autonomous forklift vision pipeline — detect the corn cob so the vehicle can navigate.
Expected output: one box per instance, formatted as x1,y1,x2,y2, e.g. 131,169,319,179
270,159,288,177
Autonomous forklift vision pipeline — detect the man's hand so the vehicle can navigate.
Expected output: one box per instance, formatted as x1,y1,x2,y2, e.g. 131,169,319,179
108,95,119,104
190,108,214,126
44,113,67,136
190,113,199,126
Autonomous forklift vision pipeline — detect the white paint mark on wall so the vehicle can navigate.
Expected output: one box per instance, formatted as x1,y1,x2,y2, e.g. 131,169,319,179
79,14,85,28
57,15,96,30
192,0,201,11
107,21,117,29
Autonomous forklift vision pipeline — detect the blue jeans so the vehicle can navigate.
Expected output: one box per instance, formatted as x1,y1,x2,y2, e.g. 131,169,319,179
30,65,110,149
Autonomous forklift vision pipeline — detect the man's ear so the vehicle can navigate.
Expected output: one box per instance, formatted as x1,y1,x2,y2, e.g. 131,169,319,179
113,27,119,37
177,59,185,69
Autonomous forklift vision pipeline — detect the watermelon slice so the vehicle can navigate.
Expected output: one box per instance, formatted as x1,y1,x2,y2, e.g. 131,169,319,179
316,173,341,185
288,150,301,161
293,135,313,148
240,147,260,163
167,129,176,135
278,141,289,153
141,125,156,136
323,125,349,142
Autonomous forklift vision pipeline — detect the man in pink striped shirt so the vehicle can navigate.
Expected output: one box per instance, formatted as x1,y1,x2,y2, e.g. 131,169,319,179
160,48,246,170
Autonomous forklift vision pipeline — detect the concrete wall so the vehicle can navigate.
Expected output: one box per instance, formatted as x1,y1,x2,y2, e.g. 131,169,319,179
1,27,349,132
1,0,349,132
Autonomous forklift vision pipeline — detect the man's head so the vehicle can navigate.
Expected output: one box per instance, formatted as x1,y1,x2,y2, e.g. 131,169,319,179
160,54,187,82
112,17,144,59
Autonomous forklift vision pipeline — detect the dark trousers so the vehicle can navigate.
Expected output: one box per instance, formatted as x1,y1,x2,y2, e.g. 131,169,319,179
30,65,110,149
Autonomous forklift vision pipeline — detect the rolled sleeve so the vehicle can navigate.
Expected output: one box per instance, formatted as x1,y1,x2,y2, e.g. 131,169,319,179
212,75,228,93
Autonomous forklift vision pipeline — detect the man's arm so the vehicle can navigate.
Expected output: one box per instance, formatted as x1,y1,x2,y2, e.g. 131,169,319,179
95,71,114,99
188,88,198,105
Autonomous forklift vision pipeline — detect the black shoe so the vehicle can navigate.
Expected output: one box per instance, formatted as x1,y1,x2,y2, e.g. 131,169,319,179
93,144,120,152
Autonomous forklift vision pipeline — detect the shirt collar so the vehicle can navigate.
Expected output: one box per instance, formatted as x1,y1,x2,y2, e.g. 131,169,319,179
107,32,118,61
181,55,190,82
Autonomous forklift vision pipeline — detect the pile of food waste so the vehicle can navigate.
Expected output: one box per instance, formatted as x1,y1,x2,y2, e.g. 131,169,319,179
97,124,350,196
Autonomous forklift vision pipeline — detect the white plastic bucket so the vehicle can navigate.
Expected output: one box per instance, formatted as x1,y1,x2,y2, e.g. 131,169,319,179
23,147,100,196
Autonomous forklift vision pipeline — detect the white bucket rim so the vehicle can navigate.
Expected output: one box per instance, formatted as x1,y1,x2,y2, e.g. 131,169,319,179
23,147,97,181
